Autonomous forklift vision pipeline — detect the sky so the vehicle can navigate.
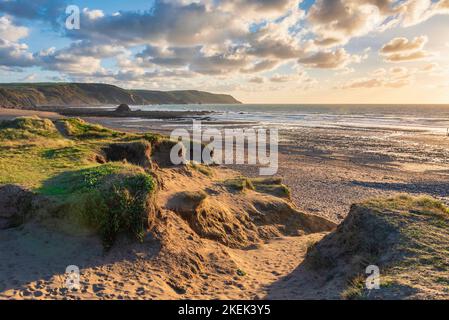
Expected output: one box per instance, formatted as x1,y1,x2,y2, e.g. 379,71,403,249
1,0,449,104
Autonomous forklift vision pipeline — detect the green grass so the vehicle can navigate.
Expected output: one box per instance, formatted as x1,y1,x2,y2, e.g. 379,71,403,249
0,116,61,141
363,194,449,220
69,170,156,249
59,118,126,140
340,195,449,299
39,162,133,196
178,190,208,203
0,143,97,188
0,116,161,249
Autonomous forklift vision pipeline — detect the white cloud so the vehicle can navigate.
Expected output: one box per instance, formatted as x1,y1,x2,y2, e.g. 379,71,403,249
0,15,28,42
298,48,362,69
380,35,431,62
83,8,105,20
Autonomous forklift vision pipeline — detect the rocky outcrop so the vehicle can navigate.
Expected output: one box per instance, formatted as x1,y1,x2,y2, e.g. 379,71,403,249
115,104,131,113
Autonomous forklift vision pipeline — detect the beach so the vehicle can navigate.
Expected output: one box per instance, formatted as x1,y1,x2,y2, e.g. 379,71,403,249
2,106,449,299
3,106,449,222
75,109,449,222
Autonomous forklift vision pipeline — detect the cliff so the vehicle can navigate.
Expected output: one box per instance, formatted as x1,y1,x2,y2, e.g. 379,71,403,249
0,83,241,108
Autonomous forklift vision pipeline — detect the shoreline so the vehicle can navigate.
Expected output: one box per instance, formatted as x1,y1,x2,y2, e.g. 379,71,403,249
2,107,449,221
1,108,449,300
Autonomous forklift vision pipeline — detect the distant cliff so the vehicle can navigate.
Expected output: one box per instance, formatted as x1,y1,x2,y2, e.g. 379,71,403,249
0,83,241,109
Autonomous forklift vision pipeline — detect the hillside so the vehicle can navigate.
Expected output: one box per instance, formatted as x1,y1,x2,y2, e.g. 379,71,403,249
0,83,241,109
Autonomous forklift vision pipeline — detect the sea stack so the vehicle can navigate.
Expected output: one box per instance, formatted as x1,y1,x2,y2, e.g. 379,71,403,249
115,103,131,113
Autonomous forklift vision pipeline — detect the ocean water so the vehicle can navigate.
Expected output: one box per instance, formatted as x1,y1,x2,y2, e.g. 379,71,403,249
128,104,449,134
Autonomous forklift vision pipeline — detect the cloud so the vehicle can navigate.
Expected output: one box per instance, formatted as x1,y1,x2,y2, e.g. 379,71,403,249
35,42,126,76
341,65,416,89
66,1,246,47
306,0,449,47
269,74,296,82
298,48,357,69
82,8,105,20
383,50,430,62
1,0,448,94
21,73,37,81
380,36,427,54
248,76,265,83
0,15,28,41
0,15,35,68
421,62,440,73
240,59,279,73
0,0,67,25
341,77,384,88
380,35,430,62
398,0,449,27
218,0,298,20
136,44,250,75
0,39,35,67
307,0,395,46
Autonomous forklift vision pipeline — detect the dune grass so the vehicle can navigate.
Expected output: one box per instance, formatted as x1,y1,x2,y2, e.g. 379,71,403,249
58,118,126,140
60,164,156,249
0,116,159,249
340,195,449,299
223,176,290,198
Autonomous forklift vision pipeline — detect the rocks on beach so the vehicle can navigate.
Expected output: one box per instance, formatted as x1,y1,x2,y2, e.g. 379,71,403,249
115,104,131,113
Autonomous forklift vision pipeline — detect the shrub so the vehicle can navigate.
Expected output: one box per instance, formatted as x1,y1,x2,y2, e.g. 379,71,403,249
75,172,156,249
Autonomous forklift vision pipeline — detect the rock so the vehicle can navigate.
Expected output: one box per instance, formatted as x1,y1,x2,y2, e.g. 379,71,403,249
115,104,131,113
0,184,34,229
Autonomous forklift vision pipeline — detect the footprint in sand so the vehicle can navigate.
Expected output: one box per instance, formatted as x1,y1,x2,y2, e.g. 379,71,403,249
92,283,106,293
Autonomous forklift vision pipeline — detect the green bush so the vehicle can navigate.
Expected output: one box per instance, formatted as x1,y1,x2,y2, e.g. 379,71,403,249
75,172,156,249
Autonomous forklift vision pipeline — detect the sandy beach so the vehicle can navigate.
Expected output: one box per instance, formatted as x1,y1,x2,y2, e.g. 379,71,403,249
74,113,449,222
1,108,449,300
3,107,449,222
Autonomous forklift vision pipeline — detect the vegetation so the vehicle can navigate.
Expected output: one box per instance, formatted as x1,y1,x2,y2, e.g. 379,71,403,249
0,116,60,140
67,167,156,249
0,116,160,249
306,194,449,299
225,177,255,191
59,118,125,140
188,161,213,177
223,176,290,198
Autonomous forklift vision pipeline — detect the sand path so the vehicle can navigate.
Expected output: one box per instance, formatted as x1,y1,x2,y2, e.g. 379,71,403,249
0,222,329,299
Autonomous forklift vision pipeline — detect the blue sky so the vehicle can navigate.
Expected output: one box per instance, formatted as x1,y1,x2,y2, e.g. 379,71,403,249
1,0,449,103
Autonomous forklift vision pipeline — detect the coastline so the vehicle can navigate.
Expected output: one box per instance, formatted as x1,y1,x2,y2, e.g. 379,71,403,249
1,108,449,300
3,107,447,221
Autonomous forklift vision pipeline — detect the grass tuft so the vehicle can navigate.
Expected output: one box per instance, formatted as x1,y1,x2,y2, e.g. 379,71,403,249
59,118,125,140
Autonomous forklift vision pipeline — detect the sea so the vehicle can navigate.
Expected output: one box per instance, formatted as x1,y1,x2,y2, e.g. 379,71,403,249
119,104,449,135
